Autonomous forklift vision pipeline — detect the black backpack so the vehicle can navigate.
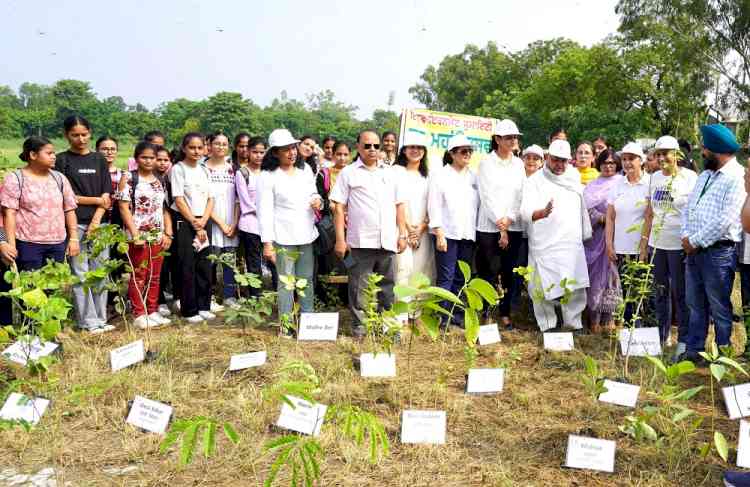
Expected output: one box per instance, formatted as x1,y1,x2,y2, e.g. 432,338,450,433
13,169,65,202
128,170,168,210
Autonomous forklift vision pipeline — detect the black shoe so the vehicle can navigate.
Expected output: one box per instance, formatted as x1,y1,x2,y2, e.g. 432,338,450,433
676,351,708,367
724,470,750,487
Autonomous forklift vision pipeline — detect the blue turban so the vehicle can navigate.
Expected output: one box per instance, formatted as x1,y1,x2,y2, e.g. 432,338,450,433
701,124,740,154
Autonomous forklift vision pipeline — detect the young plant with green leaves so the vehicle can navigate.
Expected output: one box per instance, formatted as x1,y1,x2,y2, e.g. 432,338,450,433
360,273,403,356
159,416,240,466
579,355,607,401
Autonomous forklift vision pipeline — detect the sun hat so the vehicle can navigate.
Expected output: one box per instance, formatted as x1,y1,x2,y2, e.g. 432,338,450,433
268,128,299,149
548,139,572,160
401,131,429,148
494,119,522,137
621,142,645,159
447,134,473,151
522,144,544,159
700,124,740,154
654,135,679,151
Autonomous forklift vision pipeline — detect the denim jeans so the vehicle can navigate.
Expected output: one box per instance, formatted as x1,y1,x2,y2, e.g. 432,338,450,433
739,263,750,320
70,223,109,330
685,245,737,353
210,246,237,299
16,240,66,271
276,243,315,317
435,238,475,322
652,248,689,344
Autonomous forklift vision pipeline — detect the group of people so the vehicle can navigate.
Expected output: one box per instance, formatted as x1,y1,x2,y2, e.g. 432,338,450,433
1,114,747,364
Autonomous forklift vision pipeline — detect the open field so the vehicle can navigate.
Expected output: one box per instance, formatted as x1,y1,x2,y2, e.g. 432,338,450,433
0,306,748,487
0,138,135,171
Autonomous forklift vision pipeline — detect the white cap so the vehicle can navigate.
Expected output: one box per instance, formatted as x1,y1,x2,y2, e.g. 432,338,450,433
268,128,299,149
621,142,645,159
548,139,572,160
654,135,679,151
522,144,544,159
494,119,522,137
401,131,429,148
447,134,473,151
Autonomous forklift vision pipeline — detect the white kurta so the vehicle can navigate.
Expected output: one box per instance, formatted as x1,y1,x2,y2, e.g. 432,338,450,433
521,169,590,301
393,167,435,285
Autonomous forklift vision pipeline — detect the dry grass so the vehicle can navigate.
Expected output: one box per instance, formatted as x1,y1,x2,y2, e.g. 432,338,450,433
0,304,746,487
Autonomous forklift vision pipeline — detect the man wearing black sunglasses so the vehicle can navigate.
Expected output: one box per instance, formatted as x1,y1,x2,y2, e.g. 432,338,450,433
330,129,408,338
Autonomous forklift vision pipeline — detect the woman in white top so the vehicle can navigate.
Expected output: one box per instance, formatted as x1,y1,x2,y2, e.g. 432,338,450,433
394,132,435,285
641,135,697,351
428,134,479,327
170,133,215,324
204,132,240,307
476,119,526,329
606,142,650,324
258,129,322,324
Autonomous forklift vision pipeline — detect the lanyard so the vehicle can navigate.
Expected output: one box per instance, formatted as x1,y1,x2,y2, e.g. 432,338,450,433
697,172,718,202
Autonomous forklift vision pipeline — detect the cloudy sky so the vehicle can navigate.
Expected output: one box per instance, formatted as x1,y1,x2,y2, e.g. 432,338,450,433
1,0,620,118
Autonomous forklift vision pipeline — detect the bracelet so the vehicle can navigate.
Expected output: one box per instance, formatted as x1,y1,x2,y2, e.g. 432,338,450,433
69,238,80,242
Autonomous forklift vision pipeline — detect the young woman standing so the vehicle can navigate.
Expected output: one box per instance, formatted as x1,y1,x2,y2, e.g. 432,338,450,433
1,136,79,271
204,132,240,308
381,131,398,165
236,136,267,297
55,115,113,333
170,133,215,323
117,142,173,329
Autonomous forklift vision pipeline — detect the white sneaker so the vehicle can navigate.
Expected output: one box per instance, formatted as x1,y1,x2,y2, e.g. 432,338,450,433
224,297,240,310
172,300,181,313
133,315,154,330
158,304,172,317
199,310,216,320
86,327,105,335
184,314,205,324
210,300,225,313
148,312,171,326
101,324,116,332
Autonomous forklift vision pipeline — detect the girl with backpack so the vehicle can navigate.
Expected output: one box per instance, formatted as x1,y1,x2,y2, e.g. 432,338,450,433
117,142,173,329
155,145,178,317
1,136,79,271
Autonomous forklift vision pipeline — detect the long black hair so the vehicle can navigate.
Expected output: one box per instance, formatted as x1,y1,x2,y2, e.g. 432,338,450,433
231,131,251,166
396,145,429,178
262,145,305,172
298,134,318,173
95,135,118,150
173,132,204,162
63,115,91,133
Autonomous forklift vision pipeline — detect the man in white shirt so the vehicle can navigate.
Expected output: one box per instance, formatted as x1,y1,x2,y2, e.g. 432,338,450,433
330,130,408,337
476,119,526,330
520,139,592,332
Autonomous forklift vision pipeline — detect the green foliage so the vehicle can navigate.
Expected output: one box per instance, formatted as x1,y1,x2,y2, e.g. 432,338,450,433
159,416,240,466
263,435,323,487
579,355,607,400
327,405,390,464
361,273,402,355
263,361,321,407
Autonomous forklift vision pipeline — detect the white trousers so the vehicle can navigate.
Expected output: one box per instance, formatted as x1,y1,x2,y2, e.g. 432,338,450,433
532,288,587,331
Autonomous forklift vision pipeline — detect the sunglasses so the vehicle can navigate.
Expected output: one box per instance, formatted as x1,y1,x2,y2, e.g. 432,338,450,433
362,143,380,150
456,148,474,155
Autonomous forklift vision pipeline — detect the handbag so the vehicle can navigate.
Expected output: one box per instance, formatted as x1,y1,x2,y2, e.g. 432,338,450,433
314,214,335,256
599,262,623,314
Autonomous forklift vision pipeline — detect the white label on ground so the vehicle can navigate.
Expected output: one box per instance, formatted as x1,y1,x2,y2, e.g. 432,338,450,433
0,393,49,425
477,324,501,345
619,327,661,357
723,383,750,420
360,353,396,378
2,339,59,366
401,410,446,444
229,351,267,371
598,380,640,408
110,340,145,372
738,420,750,468
466,368,504,394
125,396,173,434
543,332,574,351
565,435,616,472
276,396,327,436
297,313,339,341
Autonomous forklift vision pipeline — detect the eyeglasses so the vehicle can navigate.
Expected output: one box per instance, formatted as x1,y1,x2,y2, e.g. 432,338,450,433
362,143,380,150
457,148,474,155
601,160,617,165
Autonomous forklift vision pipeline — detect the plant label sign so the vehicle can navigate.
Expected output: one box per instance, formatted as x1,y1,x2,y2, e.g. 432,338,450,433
565,435,616,473
618,327,661,357
297,313,339,341
360,353,396,378
110,340,145,372
125,396,173,434
598,380,640,408
722,383,750,420
737,420,750,468
543,332,574,352
395,313,409,325
276,395,327,437
0,393,49,425
2,338,59,366
466,368,504,394
401,410,446,445
229,351,267,371
477,324,501,345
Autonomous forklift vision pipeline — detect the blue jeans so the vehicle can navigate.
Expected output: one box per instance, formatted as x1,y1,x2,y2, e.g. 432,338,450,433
210,246,237,299
434,238,474,322
652,248,689,344
70,223,109,330
276,243,315,316
685,245,737,353
16,240,66,271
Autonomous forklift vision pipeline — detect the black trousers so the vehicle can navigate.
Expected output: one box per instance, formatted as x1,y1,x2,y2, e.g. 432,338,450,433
239,231,262,298
175,218,211,316
0,261,11,326
475,230,523,317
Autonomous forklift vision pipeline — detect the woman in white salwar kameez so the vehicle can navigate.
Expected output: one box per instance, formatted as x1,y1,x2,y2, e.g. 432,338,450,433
394,132,435,285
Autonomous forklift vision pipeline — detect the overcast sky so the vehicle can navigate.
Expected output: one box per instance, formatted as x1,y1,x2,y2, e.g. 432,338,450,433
1,0,620,118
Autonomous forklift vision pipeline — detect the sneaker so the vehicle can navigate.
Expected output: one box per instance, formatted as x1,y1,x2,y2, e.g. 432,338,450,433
158,304,172,317
101,324,116,332
210,300,225,313
724,470,750,487
85,327,106,335
224,297,240,310
172,299,181,313
184,314,205,324
133,315,153,330
199,310,216,320
148,312,171,326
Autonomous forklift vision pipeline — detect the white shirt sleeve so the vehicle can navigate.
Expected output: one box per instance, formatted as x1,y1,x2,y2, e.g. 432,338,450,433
477,158,502,224
520,177,536,224
427,170,444,230
170,164,185,198
329,167,349,205
257,171,275,243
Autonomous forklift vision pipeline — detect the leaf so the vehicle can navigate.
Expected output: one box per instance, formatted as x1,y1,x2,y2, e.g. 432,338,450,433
179,422,200,466
457,260,471,283
464,288,483,311
717,356,749,376
20,288,47,308
424,286,463,306
264,443,295,487
203,420,216,458
672,408,695,423
642,422,658,441
714,431,729,462
394,285,419,299
264,435,299,452
464,309,479,346
645,356,668,376
223,422,239,444
467,278,499,304
710,363,727,383
670,385,704,402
